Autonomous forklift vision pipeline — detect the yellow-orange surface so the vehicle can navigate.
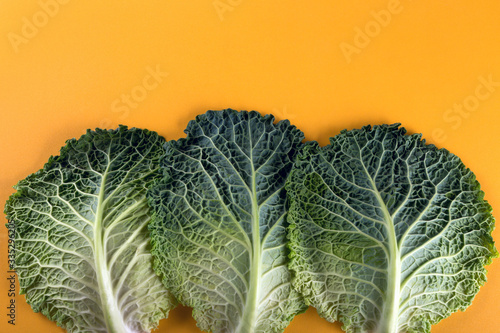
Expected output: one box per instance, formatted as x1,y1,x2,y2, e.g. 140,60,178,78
1,1,499,332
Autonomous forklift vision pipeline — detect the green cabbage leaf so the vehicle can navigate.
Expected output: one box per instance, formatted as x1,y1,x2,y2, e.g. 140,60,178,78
5,126,176,333
287,124,497,333
148,110,308,333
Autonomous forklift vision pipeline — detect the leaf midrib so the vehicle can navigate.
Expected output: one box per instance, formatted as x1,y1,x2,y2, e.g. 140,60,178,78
94,164,129,333
351,136,401,333
236,119,262,333
356,155,401,333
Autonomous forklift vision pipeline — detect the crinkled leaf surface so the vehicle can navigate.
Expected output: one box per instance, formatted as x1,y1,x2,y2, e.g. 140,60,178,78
287,124,497,333
148,110,308,333
5,126,176,333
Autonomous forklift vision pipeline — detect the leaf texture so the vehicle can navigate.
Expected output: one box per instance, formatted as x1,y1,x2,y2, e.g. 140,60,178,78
287,124,497,333
5,126,176,333
148,110,308,333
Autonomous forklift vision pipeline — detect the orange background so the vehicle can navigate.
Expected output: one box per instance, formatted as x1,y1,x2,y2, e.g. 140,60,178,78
1,1,499,332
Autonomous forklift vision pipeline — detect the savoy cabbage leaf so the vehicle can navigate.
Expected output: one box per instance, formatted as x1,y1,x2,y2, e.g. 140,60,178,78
5,126,176,333
286,124,497,333
147,110,308,333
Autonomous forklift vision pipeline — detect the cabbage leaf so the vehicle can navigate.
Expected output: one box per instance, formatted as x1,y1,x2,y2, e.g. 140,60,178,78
148,110,308,333
5,126,176,333
287,124,497,333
